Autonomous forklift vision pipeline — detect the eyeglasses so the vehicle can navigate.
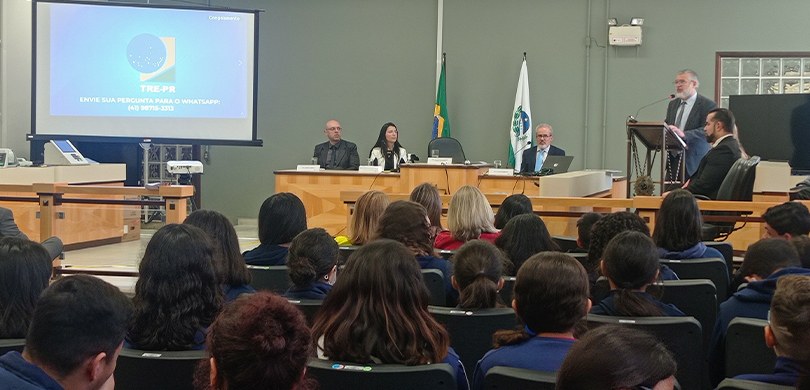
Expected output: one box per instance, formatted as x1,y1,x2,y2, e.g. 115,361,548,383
536,134,552,138
326,127,342,131
673,80,691,85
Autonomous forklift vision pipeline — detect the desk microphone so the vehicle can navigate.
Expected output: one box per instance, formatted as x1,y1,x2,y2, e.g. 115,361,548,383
628,94,675,123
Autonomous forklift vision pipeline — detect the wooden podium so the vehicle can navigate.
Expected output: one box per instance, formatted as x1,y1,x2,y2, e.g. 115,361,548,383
626,121,687,196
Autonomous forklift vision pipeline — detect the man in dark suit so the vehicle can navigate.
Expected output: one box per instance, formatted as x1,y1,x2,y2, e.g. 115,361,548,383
313,119,360,170
684,108,742,199
665,69,717,182
519,123,565,173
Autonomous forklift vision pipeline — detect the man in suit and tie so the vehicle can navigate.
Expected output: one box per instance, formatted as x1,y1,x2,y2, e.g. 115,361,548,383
313,119,360,170
665,69,717,183
519,123,565,173
684,108,742,199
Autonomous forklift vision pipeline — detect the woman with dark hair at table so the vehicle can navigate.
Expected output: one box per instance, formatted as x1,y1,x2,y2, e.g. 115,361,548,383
243,193,307,266
368,122,407,171
184,209,254,302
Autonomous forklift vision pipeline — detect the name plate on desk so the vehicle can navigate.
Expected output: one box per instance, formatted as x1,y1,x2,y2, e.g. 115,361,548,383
487,168,515,176
358,165,384,173
427,157,453,165
296,164,321,172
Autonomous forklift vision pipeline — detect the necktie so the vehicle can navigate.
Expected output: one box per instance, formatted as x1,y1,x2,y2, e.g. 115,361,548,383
535,148,545,171
674,101,687,130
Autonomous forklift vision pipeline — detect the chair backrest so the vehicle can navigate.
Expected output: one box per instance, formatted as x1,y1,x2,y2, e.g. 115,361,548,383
704,241,735,277
659,257,730,299
651,279,718,351
716,156,761,202
422,269,446,306
115,348,208,390
247,265,291,293
498,276,516,305
427,137,466,164
0,338,25,355
438,249,456,259
482,366,557,390
428,306,518,370
339,245,361,264
287,298,324,326
586,314,704,390
552,235,579,252
725,317,776,378
716,378,795,390
307,358,457,390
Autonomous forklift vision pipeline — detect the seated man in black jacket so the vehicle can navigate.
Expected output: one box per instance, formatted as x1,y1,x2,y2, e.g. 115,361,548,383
313,119,360,170
683,108,741,199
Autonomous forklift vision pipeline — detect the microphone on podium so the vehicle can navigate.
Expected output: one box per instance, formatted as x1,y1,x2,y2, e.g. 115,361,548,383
628,94,676,123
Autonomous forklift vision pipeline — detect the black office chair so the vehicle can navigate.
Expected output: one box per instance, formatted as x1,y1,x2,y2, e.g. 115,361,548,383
438,249,456,259
482,366,557,389
552,236,579,252
0,338,25,355
247,265,291,293
115,348,208,390
427,137,466,164
659,257,730,300
307,358,457,390
498,276,516,305
701,156,761,241
428,306,518,370
725,317,776,378
715,378,794,390
586,314,704,390
287,298,324,326
704,241,735,277
422,269,447,306
338,245,361,264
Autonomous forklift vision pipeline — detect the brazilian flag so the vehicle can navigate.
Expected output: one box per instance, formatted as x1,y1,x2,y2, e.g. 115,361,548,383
432,55,450,139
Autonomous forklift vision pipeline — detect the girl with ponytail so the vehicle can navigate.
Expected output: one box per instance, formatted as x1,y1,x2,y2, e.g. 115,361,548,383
452,240,506,310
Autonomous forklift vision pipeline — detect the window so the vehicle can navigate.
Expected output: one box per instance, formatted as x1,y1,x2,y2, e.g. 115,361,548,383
716,52,810,107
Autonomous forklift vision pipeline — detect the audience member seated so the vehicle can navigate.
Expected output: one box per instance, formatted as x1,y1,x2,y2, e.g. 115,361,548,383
653,189,724,260
493,194,533,230
243,192,307,266
587,211,678,289
708,238,810,386
311,240,469,390
591,231,685,317
0,275,133,390
435,185,500,250
571,212,602,253
494,214,560,274
410,182,444,237
128,224,222,351
451,240,506,310
790,235,810,268
335,190,389,246
368,122,407,171
285,228,338,300
185,210,255,302
0,206,63,261
734,275,810,387
471,252,590,390
375,200,456,304
194,292,316,390
0,237,52,339
762,201,810,239
556,325,677,390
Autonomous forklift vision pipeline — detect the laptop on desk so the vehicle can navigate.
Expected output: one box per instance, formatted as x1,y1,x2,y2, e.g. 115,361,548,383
539,155,574,175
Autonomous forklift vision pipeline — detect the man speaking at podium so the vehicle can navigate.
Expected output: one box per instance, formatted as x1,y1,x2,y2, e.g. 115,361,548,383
520,123,565,173
313,119,360,170
665,69,716,182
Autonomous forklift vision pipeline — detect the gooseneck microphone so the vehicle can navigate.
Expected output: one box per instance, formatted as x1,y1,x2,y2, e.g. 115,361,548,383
628,94,676,123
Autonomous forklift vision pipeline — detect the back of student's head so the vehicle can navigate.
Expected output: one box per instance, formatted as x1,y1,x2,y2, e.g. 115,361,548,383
452,240,505,309
184,209,250,287
287,228,338,287
410,182,443,231
493,252,589,347
258,192,307,245
131,223,222,350
349,190,390,245
576,212,602,249
0,237,52,338
601,231,664,317
25,275,133,378
556,325,676,390
790,234,810,269
198,292,315,390
653,189,703,251
769,275,810,362
494,194,533,229
447,185,496,241
587,211,650,274
738,238,801,279
494,214,560,273
311,239,449,365
376,200,434,256
763,201,810,238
